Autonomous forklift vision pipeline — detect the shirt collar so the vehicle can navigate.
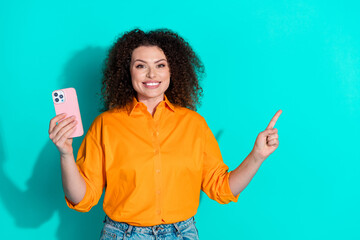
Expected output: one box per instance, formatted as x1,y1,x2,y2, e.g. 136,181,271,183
127,95,176,116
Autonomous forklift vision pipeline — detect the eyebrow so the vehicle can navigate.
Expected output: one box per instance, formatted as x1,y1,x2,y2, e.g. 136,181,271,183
133,59,167,64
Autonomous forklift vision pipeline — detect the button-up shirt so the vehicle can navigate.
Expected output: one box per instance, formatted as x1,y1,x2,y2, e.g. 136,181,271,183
66,96,239,226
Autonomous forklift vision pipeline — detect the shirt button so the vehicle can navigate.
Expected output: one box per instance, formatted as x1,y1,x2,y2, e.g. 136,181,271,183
156,169,160,174
157,210,161,215
153,131,159,137
156,190,160,194
154,149,159,154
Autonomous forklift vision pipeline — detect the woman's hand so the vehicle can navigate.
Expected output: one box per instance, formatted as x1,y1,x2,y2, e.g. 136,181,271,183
49,114,86,204
49,113,77,156
251,110,282,163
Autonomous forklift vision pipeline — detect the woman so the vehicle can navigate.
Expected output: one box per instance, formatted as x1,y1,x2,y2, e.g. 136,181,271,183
49,28,281,239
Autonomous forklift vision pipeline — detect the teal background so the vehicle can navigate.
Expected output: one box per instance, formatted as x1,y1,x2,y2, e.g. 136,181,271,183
1,0,359,239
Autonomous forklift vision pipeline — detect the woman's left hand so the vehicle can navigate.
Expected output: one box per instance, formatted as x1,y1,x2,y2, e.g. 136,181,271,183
251,110,282,163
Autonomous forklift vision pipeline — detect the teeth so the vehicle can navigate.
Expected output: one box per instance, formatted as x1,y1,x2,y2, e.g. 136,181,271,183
145,82,160,86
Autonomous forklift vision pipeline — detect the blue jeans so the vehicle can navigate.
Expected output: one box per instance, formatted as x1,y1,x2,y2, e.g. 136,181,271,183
100,215,199,240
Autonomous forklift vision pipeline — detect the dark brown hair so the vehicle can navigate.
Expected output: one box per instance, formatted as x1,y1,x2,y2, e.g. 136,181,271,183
101,28,204,111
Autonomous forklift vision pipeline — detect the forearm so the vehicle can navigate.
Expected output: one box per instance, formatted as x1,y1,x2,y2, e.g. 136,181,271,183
229,151,264,196
60,153,86,205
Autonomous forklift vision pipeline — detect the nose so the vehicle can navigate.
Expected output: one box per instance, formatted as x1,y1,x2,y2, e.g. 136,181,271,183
146,66,156,78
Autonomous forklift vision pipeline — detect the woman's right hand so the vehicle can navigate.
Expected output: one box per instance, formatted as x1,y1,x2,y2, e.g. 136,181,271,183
49,113,77,156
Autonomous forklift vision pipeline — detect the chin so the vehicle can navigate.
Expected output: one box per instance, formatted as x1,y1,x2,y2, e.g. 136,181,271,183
138,92,165,101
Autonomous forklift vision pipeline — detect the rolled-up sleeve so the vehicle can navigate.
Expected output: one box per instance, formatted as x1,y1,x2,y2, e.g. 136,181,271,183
65,116,105,212
201,123,240,204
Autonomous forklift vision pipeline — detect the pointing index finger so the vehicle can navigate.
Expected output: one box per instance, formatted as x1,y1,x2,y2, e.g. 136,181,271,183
266,109,282,130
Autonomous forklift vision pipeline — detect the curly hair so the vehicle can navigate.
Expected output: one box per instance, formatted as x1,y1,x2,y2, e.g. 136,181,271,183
101,28,205,111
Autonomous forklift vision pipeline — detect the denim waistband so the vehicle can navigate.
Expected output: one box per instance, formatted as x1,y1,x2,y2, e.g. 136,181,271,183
104,215,195,235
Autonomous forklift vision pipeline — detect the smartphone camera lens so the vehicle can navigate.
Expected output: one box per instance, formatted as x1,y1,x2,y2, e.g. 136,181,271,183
54,92,58,97
55,98,59,102
59,95,63,99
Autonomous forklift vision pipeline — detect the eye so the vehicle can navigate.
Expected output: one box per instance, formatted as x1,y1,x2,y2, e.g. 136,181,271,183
135,64,145,69
157,64,166,68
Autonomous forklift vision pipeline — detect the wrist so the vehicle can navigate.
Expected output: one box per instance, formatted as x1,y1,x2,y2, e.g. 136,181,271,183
60,152,75,162
250,150,266,164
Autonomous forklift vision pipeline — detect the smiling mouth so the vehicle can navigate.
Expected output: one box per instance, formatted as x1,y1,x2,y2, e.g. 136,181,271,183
143,82,161,87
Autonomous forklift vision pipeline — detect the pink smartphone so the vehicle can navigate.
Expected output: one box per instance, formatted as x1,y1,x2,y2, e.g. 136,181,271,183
52,87,84,138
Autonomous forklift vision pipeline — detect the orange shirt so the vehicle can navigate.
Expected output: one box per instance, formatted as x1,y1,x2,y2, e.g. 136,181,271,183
66,96,239,226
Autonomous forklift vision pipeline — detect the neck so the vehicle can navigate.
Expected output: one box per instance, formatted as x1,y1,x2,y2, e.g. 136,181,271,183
137,95,164,116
